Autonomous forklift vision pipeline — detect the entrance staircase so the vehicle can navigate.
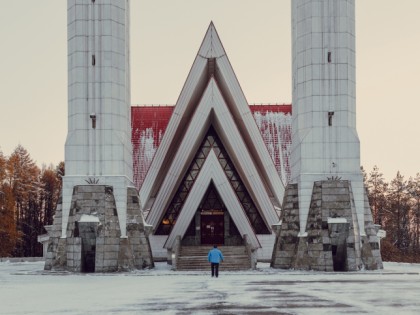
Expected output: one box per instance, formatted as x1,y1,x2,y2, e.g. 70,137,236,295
176,245,251,271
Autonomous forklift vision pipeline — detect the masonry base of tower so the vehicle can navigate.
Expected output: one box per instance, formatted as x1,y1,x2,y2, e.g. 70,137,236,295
271,180,383,271
44,185,154,272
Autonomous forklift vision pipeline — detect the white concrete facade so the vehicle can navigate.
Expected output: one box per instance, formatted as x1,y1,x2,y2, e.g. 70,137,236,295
291,0,365,235
140,24,285,214
141,24,282,257
63,0,133,237
165,150,261,250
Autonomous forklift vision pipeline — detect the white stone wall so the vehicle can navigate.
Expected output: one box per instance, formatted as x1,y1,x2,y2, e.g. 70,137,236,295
149,235,168,260
63,0,133,237
291,0,357,179
291,0,365,234
66,0,132,177
256,234,276,261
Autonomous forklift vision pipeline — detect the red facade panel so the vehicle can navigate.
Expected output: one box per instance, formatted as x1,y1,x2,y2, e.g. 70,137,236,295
249,104,291,115
131,104,292,190
250,104,292,185
131,106,173,189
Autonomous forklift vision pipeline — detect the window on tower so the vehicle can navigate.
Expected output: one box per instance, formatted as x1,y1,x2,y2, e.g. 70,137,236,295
328,52,332,63
90,114,96,129
328,112,334,126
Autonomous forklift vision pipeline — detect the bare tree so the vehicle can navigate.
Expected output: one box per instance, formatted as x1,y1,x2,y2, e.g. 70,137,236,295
407,174,420,253
7,145,41,256
0,149,19,257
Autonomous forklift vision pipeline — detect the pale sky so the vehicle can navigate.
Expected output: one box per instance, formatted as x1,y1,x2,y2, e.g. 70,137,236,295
0,1,419,182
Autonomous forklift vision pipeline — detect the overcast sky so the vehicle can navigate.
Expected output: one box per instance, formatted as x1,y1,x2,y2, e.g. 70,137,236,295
0,1,419,181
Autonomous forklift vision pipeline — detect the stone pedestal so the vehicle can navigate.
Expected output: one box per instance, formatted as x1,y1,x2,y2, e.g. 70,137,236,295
44,185,154,272
271,180,383,271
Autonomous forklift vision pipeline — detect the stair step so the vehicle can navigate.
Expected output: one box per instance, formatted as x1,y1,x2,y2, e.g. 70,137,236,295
175,245,251,271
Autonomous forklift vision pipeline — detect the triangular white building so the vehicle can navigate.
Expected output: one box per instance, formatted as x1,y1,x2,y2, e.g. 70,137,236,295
141,23,284,265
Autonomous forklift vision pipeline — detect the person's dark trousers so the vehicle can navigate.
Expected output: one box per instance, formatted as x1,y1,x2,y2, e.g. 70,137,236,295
211,263,219,277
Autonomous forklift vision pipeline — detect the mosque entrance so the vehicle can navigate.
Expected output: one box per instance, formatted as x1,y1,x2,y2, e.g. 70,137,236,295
201,210,224,245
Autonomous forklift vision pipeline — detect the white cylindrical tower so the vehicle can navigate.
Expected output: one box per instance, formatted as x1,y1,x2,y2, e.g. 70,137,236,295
291,0,365,235
62,0,133,237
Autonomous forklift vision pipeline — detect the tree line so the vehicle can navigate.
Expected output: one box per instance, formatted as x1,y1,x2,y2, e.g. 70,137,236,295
0,145,63,257
363,166,420,263
0,145,419,262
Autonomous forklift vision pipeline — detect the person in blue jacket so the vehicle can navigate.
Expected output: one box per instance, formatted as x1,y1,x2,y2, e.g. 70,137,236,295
208,245,224,277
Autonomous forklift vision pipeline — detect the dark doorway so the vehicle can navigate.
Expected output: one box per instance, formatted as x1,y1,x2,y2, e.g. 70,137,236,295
79,222,98,273
329,222,349,271
331,244,347,271
83,245,96,273
201,211,224,245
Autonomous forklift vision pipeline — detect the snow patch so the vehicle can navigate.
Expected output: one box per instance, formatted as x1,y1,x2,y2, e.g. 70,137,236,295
328,217,348,224
79,214,100,223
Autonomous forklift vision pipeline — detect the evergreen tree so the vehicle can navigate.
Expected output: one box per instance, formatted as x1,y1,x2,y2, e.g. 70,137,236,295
40,165,60,226
367,166,388,225
388,172,411,251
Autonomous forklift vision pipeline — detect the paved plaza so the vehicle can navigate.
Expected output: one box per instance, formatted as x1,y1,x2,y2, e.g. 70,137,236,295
1,261,419,314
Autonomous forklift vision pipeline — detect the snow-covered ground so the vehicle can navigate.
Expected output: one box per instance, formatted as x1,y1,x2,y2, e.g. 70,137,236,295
1,261,419,314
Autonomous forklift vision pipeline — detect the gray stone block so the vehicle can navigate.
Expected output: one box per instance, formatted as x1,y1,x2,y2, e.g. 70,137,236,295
73,252,81,260
104,252,119,260
275,257,292,266
104,237,120,245
103,259,118,268
129,238,140,245
104,244,119,253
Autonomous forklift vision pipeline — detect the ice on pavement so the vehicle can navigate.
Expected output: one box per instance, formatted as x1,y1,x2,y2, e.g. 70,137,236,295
1,261,419,314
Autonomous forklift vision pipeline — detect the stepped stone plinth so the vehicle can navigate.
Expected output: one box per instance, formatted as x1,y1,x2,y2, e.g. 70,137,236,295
271,181,383,271
44,185,154,272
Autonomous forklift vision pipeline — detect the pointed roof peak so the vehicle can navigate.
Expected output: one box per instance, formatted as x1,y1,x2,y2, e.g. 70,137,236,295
140,20,285,222
208,21,217,30
199,21,225,59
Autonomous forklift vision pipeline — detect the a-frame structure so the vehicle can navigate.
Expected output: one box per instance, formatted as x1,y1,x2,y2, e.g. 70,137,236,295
140,23,284,265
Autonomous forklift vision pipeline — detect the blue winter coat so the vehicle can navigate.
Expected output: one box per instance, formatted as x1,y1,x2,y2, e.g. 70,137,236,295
208,248,224,263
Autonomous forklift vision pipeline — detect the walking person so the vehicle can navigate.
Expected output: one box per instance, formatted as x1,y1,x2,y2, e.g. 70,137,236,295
208,245,224,277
